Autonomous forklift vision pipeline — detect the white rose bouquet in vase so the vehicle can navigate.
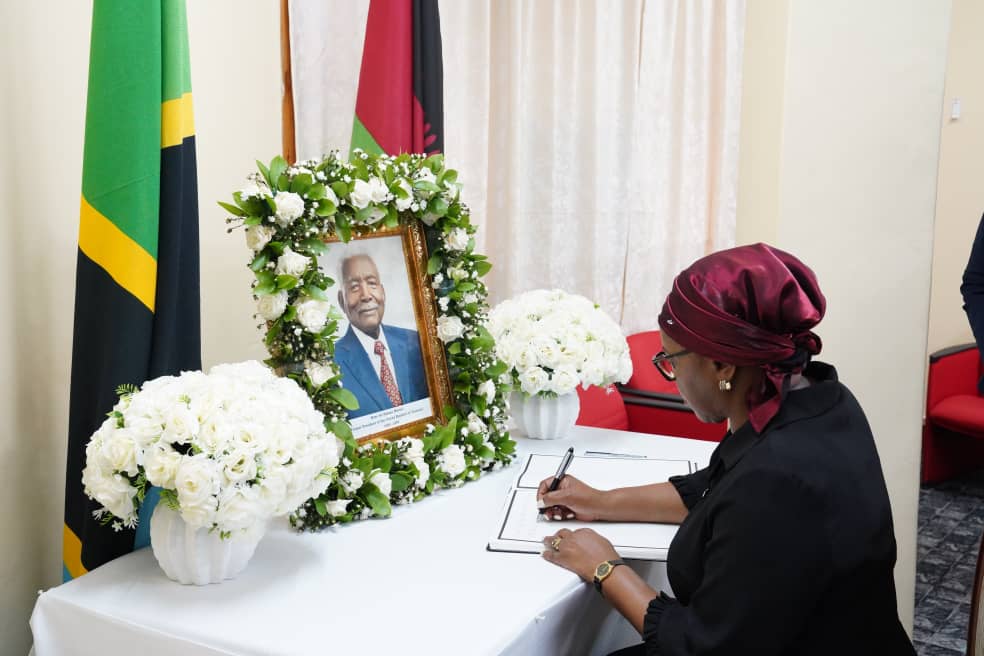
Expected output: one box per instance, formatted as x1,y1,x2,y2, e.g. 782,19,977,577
82,361,341,584
488,289,633,439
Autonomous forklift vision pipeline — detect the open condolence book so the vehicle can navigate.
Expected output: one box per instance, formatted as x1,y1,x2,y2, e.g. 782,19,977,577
487,453,700,561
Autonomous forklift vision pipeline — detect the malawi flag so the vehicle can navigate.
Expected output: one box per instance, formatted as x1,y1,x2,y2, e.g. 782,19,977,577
350,0,444,156
63,0,201,581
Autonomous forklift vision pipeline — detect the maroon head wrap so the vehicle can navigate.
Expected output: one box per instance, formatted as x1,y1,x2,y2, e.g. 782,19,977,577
657,243,826,432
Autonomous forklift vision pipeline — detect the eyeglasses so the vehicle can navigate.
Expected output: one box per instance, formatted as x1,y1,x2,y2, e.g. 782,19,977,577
651,349,691,381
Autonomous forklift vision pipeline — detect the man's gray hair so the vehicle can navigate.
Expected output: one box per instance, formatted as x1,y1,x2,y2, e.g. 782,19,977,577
337,250,380,284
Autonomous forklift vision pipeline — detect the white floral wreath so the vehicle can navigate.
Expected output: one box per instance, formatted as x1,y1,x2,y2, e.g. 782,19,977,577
220,151,516,529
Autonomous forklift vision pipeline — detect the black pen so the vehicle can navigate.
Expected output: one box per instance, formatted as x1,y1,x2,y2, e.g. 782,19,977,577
538,447,575,514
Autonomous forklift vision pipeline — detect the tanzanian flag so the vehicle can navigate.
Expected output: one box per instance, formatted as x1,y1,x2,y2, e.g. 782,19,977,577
350,0,444,156
63,0,201,581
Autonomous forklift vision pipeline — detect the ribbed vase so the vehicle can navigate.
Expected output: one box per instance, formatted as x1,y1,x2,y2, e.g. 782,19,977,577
510,392,581,440
149,503,265,585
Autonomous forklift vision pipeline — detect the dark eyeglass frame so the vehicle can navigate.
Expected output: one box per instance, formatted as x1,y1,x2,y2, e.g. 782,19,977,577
651,349,691,381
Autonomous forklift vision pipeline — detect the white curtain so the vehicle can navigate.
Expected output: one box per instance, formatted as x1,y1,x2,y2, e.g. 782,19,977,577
288,0,745,334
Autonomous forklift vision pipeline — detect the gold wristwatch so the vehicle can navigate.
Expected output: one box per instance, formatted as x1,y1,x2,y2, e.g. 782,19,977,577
593,558,626,594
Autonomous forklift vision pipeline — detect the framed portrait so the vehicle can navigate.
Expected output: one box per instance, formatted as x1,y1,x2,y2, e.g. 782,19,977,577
317,222,452,443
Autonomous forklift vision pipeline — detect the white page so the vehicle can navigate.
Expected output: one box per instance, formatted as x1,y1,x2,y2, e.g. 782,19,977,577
517,454,697,490
489,454,697,560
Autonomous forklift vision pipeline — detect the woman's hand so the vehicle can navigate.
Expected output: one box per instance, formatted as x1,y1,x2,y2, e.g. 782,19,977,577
541,528,621,582
537,475,608,521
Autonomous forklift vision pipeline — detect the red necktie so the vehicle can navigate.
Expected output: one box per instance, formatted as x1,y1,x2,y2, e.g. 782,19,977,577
374,340,403,407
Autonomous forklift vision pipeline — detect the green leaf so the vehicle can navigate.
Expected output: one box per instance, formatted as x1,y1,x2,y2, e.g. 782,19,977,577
218,201,247,217
267,241,286,256
249,253,269,272
330,420,354,444
283,304,297,322
264,319,283,347
425,153,445,171
438,168,458,186
276,274,298,290
305,284,330,301
372,452,392,472
315,498,327,517
429,196,449,218
384,206,399,228
256,160,272,187
413,180,441,194
330,181,349,199
427,253,442,275
447,342,461,355
354,206,376,223
328,387,360,410
306,183,327,201
316,199,337,216
422,432,438,453
363,485,392,517
474,260,493,277
485,361,508,378
290,173,313,195
269,156,288,187
390,471,413,493
243,215,263,226
254,270,276,296
299,238,328,255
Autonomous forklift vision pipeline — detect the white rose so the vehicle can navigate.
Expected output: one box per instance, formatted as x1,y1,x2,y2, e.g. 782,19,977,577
439,444,466,478
174,455,221,528
275,247,310,277
327,499,351,517
413,459,430,488
369,471,392,497
394,179,413,211
437,315,465,343
477,379,496,404
448,266,468,282
99,429,140,476
221,449,259,485
143,444,183,488
273,191,305,227
162,404,199,445
216,486,265,532
398,437,424,462
466,412,486,435
82,468,137,522
367,177,389,204
349,179,373,209
445,228,469,252
519,366,549,396
257,290,288,321
339,470,364,495
295,298,331,332
549,365,580,396
415,167,436,197
245,225,275,252
306,361,333,388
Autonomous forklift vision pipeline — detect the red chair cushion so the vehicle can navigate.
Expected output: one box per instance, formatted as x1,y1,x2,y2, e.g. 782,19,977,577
623,400,726,442
576,384,629,431
929,395,984,437
926,345,982,411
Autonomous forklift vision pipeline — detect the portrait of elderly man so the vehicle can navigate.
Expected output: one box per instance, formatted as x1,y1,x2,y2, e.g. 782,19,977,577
334,252,430,419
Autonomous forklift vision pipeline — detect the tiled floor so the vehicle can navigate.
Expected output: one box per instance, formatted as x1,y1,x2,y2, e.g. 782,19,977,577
914,468,984,655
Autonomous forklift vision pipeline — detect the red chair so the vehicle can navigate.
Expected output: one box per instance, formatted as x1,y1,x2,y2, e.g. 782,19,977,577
922,343,984,483
576,383,630,431
616,331,726,442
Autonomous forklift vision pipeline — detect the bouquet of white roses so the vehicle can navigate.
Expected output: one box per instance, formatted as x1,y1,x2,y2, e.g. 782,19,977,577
82,361,341,537
488,289,633,397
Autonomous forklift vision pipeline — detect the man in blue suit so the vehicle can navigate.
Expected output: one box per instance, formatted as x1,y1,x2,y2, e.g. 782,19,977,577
334,253,430,419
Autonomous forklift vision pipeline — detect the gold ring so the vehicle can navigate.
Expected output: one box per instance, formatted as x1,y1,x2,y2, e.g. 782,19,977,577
551,536,562,551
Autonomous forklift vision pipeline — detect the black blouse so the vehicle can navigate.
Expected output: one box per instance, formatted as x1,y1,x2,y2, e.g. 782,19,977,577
640,363,915,655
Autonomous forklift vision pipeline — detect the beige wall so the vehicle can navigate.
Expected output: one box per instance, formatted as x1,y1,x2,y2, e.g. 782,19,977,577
738,0,952,633
0,2,279,651
927,0,984,355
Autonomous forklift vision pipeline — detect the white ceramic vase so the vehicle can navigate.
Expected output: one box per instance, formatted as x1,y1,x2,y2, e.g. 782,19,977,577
510,392,581,440
149,503,265,585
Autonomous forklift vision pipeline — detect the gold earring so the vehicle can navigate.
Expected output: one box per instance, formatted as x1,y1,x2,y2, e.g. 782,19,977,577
719,379,732,391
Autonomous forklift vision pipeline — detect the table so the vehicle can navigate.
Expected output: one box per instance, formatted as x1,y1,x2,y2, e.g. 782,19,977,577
31,427,715,656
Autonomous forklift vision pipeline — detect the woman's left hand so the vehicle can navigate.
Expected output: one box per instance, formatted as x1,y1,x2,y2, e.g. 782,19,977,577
542,528,621,582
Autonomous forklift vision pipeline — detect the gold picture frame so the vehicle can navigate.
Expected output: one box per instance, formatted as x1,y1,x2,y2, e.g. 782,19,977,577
318,221,452,444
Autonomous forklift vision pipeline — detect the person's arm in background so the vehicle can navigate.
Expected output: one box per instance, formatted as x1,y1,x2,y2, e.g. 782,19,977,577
961,213,984,392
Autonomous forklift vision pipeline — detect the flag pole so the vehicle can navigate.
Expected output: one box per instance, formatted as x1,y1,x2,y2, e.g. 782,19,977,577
280,0,297,165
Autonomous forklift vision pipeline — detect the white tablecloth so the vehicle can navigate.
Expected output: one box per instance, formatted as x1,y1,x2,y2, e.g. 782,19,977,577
31,427,715,656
